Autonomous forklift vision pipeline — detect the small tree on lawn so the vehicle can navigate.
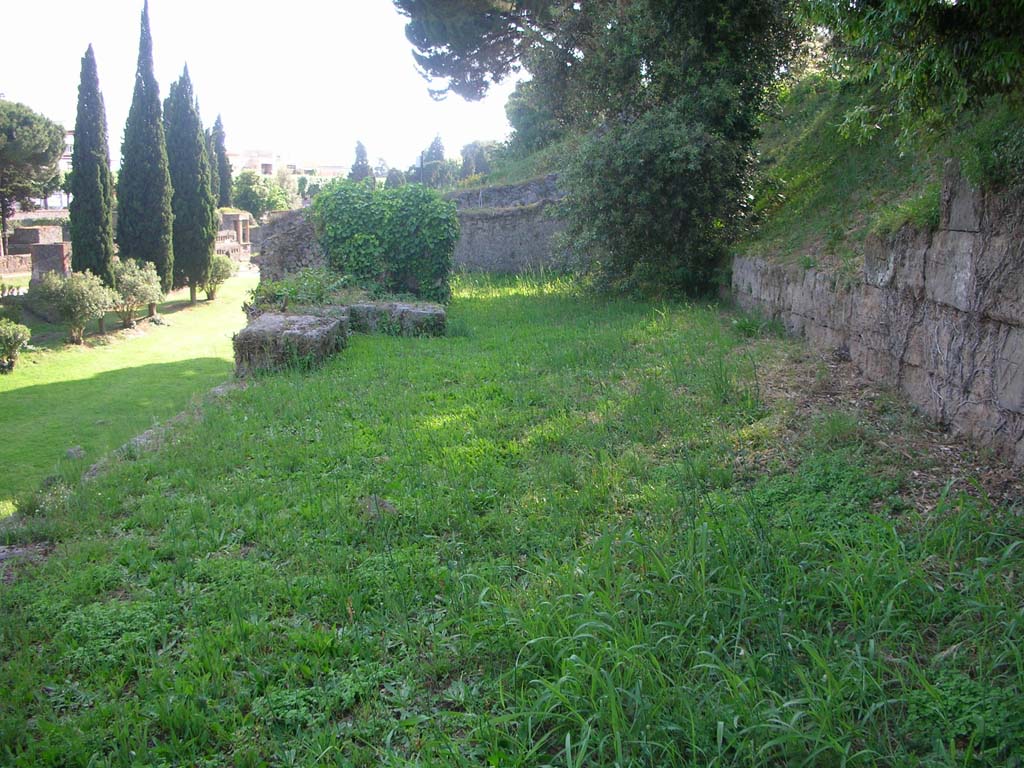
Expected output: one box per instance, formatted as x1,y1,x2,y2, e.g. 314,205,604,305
164,66,217,303
33,271,115,344
0,318,31,373
70,44,116,286
111,258,163,327
203,254,234,300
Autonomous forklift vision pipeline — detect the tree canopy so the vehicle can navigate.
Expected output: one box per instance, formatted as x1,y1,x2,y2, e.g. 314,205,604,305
232,170,289,221
0,100,64,254
348,141,373,182
69,45,115,285
211,115,232,207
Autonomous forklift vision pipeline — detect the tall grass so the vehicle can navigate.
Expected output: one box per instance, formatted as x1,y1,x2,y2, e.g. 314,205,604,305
0,276,1020,766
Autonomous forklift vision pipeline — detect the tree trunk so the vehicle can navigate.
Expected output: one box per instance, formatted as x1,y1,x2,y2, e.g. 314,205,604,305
98,317,106,334
148,302,157,318
190,285,197,304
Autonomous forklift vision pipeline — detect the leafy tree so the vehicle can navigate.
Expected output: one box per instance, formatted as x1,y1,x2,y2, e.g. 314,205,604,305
70,46,116,285
348,141,373,181
117,0,174,291
211,114,232,206
32,270,116,344
0,318,31,373
202,254,234,299
0,100,64,256
232,170,289,220
110,257,163,327
297,175,309,198
806,0,1024,131
397,0,799,295
408,135,456,188
385,168,407,188
459,140,495,179
164,66,218,303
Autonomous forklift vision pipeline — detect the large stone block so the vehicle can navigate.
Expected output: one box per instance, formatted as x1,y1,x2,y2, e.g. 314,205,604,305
995,326,1024,414
233,313,346,376
926,230,978,311
348,302,446,336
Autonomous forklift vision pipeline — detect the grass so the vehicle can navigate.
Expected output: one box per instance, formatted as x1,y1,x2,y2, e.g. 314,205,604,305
0,271,258,507
741,75,947,272
1,275,1021,767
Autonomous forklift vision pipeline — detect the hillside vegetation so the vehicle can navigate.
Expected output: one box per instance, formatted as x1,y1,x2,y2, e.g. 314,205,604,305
2,276,1021,766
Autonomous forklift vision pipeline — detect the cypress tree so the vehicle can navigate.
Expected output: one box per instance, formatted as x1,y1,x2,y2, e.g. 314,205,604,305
164,66,217,303
117,0,174,291
69,45,115,285
348,141,372,181
212,115,232,206
205,127,220,204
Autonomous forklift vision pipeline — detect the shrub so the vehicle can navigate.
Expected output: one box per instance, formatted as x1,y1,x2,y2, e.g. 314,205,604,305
111,258,163,327
203,254,234,300
33,271,115,344
0,317,30,373
384,184,458,303
310,179,458,303
248,267,354,312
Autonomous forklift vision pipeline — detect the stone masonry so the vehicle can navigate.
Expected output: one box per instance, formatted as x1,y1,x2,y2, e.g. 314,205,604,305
733,161,1024,466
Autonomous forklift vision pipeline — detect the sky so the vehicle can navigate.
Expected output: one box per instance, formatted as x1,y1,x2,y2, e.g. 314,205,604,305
0,1,519,171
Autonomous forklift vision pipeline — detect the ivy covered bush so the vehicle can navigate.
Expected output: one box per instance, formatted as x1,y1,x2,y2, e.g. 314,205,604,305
311,179,458,303
0,318,30,373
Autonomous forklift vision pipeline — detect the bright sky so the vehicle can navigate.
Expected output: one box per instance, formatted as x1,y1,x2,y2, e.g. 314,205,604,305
0,1,518,171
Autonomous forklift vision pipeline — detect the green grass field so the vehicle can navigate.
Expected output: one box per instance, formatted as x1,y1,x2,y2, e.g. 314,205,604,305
0,271,258,507
1,276,1020,767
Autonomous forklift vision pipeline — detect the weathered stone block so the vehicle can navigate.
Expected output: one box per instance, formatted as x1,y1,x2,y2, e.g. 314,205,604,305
29,242,71,287
995,326,1024,414
233,313,346,377
926,230,978,311
348,302,446,336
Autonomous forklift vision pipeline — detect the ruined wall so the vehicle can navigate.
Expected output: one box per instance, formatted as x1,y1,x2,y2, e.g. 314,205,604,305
449,175,567,274
251,209,323,282
733,161,1023,465
255,175,570,280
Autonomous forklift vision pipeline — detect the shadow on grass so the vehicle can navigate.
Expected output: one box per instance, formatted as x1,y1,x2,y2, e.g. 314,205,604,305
0,356,233,501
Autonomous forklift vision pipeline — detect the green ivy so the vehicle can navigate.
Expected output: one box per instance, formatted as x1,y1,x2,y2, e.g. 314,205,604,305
310,179,458,303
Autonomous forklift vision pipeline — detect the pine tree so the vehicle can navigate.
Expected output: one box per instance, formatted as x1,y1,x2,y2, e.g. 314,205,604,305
117,0,174,291
212,115,232,206
69,45,115,285
205,127,221,204
164,66,217,303
348,141,372,181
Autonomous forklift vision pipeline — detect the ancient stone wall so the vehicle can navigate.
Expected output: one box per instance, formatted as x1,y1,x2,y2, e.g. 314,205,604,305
447,174,562,210
254,176,570,280
8,226,63,255
30,243,71,287
251,209,324,282
733,161,1023,466
448,175,568,274
1,254,32,275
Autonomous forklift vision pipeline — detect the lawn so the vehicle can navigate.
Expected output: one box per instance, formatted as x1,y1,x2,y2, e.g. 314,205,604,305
1,276,1021,767
0,270,258,507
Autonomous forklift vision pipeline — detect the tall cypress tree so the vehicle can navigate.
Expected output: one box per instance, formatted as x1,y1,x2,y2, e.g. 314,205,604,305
117,0,174,291
205,127,220,204
212,115,232,207
69,45,115,285
164,66,217,303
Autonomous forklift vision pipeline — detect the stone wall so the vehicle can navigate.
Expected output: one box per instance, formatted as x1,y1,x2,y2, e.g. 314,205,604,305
254,175,570,280
733,161,1023,466
448,175,568,274
251,209,324,282
1,254,32,275
30,243,71,287
8,226,63,255
454,202,567,274
447,174,562,210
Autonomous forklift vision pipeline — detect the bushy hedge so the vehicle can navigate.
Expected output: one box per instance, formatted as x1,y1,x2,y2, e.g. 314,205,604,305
311,179,458,303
